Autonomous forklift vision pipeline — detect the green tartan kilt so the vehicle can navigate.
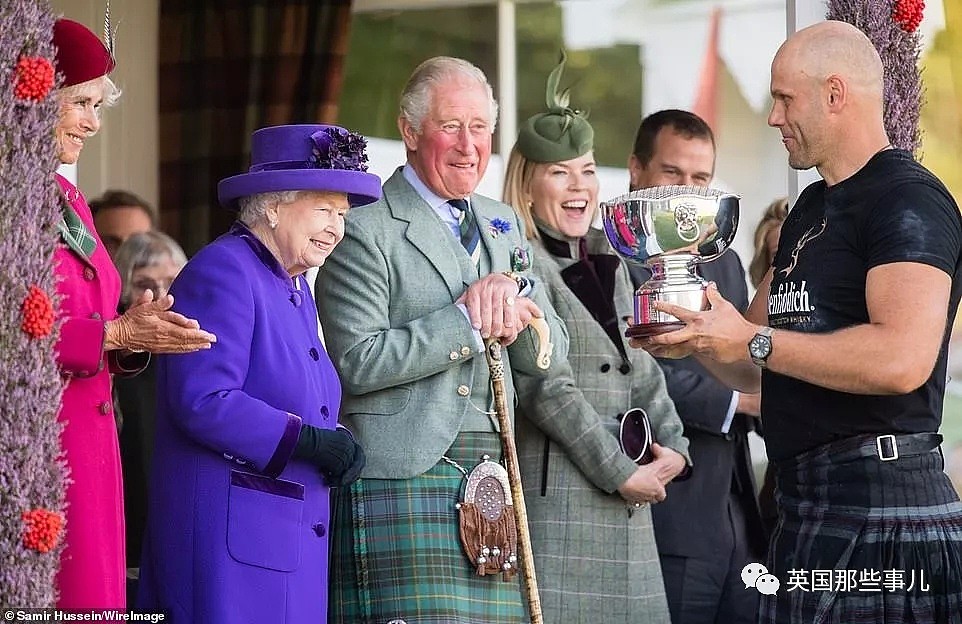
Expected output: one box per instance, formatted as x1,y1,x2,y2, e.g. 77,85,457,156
329,431,528,624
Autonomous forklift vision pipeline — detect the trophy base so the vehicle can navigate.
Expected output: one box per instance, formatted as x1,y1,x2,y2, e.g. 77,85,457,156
625,322,687,339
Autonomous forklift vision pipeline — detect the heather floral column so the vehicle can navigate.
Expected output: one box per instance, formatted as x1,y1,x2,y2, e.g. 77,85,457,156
0,0,69,608
827,0,925,153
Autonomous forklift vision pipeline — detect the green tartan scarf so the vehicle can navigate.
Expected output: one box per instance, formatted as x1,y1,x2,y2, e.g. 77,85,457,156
59,203,97,258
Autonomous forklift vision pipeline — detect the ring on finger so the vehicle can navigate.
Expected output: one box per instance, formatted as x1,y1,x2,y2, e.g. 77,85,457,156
505,296,515,306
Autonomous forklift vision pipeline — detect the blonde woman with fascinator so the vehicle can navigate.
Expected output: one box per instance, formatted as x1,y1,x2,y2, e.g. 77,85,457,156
504,54,691,623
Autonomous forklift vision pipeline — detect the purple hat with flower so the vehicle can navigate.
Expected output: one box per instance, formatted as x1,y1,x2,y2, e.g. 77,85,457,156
218,124,382,210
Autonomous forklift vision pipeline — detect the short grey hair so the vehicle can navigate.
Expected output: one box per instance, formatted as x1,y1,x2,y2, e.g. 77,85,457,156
58,75,122,108
237,191,300,227
114,230,188,308
399,56,499,134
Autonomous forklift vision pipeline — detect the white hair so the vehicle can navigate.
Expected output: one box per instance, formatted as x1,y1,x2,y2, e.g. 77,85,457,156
399,56,499,134
58,75,122,108
237,191,300,226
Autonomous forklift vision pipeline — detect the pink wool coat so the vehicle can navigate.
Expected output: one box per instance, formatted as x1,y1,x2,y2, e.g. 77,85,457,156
53,174,145,609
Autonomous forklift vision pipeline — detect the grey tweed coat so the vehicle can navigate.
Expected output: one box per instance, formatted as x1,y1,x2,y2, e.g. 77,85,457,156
514,226,689,624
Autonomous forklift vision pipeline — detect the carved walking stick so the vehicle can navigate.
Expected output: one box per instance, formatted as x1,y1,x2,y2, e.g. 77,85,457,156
484,317,552,624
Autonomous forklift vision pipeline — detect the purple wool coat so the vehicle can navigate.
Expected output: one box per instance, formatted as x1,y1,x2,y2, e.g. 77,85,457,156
137,223,340,623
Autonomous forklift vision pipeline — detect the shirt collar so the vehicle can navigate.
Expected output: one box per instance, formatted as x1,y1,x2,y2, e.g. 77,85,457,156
402,164,470,211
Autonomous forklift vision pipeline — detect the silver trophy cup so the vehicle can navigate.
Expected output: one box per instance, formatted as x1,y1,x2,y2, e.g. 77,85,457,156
601,185,739,338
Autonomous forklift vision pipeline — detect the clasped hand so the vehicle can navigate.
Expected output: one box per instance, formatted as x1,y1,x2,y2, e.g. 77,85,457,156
457,273,543,346
105,289,217,353
617,443,687,505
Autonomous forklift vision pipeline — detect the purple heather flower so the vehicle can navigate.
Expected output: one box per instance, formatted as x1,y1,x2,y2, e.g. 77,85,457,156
826,0,923,153
310,127,370,172
1,0,68,608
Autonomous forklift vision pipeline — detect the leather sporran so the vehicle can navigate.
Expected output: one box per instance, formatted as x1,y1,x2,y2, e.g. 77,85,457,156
455,456,519,580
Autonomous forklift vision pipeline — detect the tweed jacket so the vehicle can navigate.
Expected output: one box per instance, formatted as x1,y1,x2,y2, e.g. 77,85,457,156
513,226,689,622
316,169,569,479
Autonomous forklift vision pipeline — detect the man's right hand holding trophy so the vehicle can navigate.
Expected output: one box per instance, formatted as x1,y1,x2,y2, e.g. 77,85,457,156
601,185,740,339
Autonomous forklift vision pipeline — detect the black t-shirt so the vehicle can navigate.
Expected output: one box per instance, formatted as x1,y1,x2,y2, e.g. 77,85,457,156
762,149,962,462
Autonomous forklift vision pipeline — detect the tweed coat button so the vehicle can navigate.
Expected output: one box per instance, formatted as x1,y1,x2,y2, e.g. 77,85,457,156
457,385,470,396
309,347,319,361
599,363,611,373
83,267,95,281
320,405,330,419
90,312,101,320
460,346,472,356
99,401,111,415
312,522,326,537
619,363,632,375
449,351,460,361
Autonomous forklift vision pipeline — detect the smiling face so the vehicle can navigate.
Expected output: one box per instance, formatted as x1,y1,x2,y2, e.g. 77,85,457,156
768,50,827,171
400,77,493,199
56,78,104,165
629,128,714,190
528,151,598,239
267,191,350,275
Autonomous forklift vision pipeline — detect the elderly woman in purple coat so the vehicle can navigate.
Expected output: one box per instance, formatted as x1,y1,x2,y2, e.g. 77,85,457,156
137,124,380,623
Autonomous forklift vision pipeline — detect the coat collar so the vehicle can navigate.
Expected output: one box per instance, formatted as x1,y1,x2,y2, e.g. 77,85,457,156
383,168,484,298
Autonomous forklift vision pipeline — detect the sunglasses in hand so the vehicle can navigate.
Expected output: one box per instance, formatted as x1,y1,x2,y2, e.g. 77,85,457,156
618,407,654,465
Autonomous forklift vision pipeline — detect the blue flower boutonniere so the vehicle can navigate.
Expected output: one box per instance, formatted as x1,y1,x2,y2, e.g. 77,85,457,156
487,217,512,238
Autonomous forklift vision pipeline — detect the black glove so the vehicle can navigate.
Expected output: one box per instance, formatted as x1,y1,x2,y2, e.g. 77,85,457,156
338,442,365,487
293,425,365,486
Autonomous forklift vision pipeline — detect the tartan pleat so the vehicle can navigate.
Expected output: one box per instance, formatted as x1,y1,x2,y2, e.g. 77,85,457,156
762,444,962,624
329,431,527,624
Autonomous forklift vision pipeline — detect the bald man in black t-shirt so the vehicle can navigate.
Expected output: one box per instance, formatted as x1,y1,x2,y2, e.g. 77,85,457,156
634,20,962,624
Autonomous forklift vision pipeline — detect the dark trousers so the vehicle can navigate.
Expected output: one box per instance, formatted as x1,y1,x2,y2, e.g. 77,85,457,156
660,492,760,624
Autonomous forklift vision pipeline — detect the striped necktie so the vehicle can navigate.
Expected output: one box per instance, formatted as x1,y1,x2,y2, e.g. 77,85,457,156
448,198,481,265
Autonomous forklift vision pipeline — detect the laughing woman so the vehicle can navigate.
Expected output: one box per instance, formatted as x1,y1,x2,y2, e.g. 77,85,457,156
503,56,691,623
137,125,380,623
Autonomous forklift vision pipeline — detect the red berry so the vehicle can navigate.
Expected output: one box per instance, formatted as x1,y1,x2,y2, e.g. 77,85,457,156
13,56,55,101
21,285,55,338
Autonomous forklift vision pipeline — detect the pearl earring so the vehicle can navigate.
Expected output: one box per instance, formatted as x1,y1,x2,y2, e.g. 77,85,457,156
269,219,278,230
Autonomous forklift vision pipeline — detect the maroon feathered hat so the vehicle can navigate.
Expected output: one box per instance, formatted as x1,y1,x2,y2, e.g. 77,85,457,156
52,18,115,88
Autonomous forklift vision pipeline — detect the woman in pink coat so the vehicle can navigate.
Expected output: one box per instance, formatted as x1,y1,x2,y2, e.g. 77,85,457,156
50,19,216,609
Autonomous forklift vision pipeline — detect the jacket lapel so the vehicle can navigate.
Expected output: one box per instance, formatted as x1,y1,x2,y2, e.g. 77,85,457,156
384,169,469,299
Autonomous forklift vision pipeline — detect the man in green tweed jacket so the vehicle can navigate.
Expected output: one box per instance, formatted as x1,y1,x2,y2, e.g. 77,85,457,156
317,56,570,624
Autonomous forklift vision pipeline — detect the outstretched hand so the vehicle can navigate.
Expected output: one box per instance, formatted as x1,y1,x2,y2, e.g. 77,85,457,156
629,283,755,363
106,289,217,354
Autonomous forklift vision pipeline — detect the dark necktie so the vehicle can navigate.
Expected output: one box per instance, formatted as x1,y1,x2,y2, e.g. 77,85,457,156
448,198,481,265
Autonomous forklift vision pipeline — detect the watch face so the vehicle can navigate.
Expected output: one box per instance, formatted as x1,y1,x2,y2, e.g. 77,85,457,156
749,335,771,359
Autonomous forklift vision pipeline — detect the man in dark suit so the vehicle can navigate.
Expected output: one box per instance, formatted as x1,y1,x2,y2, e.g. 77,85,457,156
626,110,767,624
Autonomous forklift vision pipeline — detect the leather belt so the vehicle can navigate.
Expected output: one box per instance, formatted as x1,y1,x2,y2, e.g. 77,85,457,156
866,433,942,462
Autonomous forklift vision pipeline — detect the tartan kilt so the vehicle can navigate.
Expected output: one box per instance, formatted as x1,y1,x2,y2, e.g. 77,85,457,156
329,431,528,624
762,438,962,624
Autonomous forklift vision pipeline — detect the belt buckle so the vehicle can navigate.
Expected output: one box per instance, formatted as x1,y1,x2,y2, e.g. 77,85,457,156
875,434,899,461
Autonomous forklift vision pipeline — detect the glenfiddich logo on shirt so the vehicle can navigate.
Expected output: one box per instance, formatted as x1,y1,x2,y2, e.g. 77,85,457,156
769,280,813,316
780,217,827,278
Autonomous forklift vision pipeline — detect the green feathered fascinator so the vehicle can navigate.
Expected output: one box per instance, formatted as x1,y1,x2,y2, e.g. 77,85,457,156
516,51,594,163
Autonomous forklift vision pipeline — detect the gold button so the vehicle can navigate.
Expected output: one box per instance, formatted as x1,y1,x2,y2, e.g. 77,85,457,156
460,346,472,356
449,351,459,360
457,385,470,396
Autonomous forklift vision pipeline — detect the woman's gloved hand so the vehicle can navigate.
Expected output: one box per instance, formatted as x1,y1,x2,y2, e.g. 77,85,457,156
293,424,365,486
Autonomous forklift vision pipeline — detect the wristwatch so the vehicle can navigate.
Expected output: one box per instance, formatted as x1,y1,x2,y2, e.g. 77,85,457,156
748,326,775,368
501,271,529,294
